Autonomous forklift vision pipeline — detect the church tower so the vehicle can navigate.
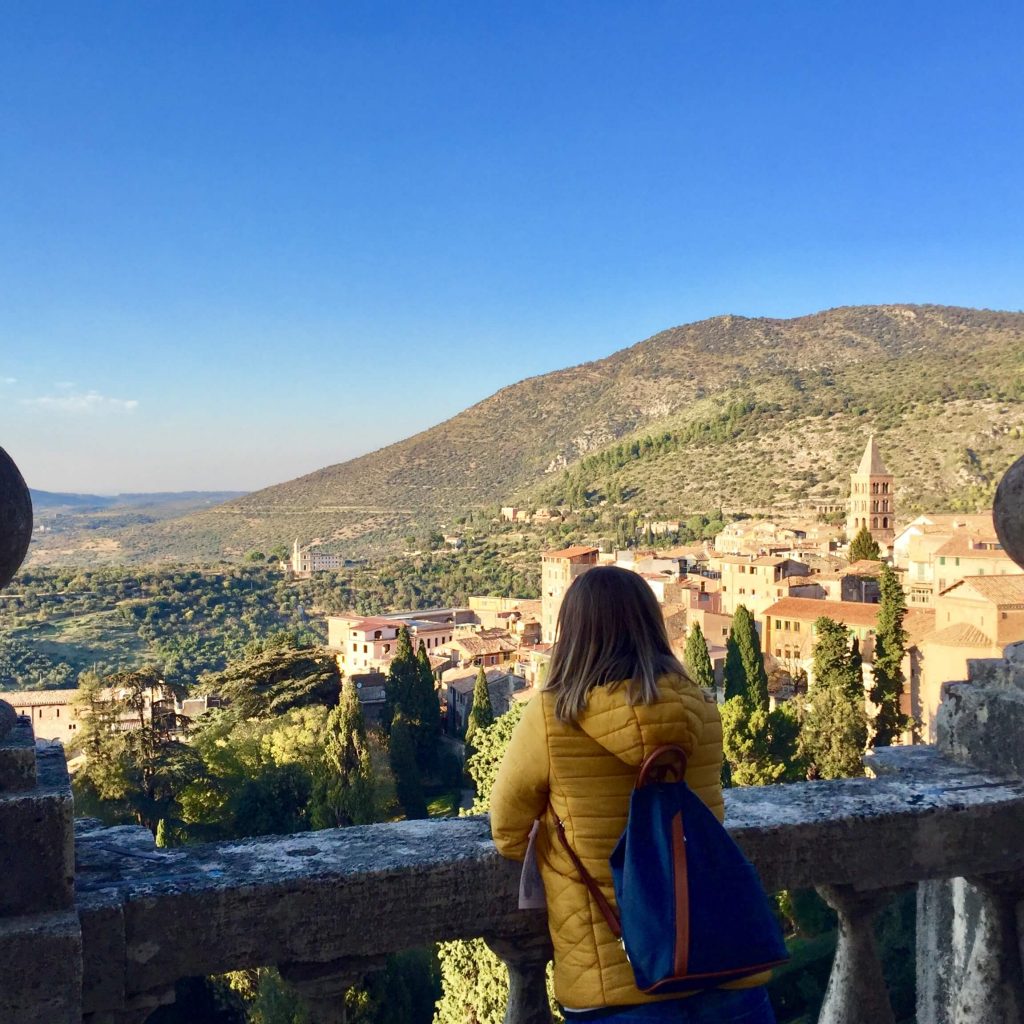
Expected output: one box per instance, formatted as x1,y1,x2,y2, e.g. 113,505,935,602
847,437,895,549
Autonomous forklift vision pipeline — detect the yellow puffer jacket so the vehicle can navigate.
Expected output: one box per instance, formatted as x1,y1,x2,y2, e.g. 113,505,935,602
490,673,761,1010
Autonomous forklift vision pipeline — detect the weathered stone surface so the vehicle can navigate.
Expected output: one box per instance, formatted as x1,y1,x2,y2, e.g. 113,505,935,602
0,446,32,590
485,930,555,1024
994,453,1024,570
0,744,74,916
0,910,82,1024
0,711,37,790
68,744,1024,1013
937,664,1024,777
0,698,17,738
952,877,1024,1023
816,884,897,1024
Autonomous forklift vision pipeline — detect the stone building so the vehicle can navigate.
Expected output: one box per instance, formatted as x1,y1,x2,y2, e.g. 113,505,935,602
540,545,599,643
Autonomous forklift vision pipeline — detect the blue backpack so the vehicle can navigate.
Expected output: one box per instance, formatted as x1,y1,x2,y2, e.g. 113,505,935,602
557,744,788,993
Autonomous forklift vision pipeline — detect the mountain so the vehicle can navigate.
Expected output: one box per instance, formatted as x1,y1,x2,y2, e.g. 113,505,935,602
29,305,1024,564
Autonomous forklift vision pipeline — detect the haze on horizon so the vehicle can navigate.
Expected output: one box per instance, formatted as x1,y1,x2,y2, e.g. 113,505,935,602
1,1,1022,495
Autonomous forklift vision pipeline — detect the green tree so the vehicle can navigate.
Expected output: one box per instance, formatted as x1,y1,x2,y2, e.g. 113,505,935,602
201,646,341,722
389,713,427,819
721,698,801,787
464,666,495,754
871,563,909,746
413,641,441,773
724,606,768,709
73,667,199,834
848,525,881,563
799,617,867,779
684,622,715,694
310,678,376,828
385,627,419,726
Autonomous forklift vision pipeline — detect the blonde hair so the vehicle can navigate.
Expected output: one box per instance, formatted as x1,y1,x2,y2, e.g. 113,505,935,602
544,565,688,723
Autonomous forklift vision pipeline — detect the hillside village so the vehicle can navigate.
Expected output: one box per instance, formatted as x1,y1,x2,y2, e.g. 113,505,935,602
14,436,1021,755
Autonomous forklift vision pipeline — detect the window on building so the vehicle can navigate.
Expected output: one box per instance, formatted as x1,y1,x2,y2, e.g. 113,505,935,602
374,630,382,640
784,621,791,631
939,557,946,565
794,622,801,632
775,619,782,629
363,644,368,653
955,557,960,567
775,648,782,657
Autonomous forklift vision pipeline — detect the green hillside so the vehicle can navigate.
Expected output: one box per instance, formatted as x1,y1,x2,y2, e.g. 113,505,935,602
29,304,1024,564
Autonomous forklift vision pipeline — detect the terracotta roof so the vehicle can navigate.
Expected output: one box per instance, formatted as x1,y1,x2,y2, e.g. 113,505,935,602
1,689,77,706
934,535,1010,559
855,436,890,476
542,545,600,559
445,633,518,657
842,559,887,576
921,623,994,648
904,609,937,646
762,597,881,628
941,575,1024,606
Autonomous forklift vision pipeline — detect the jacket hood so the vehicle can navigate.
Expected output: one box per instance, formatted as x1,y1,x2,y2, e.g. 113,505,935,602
575,675,697,768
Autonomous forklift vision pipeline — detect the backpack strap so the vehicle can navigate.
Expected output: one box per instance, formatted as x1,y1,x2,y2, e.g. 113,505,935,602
554,816,623,939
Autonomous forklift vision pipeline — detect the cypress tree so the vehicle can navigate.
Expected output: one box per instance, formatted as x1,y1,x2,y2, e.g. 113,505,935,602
385,626,419,727
723,633,745,702
800,617,868,779
684,623,715,695
414,641,441,772
849,525,881,563
389,713,427,819
871,563,909,746
728,605,769,710
464,666,495,753
311,677,376,828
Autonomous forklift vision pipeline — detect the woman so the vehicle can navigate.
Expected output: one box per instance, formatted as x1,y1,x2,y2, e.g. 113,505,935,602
490,566,775,1023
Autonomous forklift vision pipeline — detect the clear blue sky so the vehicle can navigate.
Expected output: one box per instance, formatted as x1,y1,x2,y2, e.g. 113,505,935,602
2,2,1022,493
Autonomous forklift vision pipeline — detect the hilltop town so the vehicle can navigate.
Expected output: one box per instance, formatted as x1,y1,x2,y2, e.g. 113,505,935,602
20,438,1006,755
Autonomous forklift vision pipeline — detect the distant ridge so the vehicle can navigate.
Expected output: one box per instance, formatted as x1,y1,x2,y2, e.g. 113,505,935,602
31,490,246,511
30,304,1024,564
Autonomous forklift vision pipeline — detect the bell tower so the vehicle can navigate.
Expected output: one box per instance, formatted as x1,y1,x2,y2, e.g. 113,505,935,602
847,437,895,549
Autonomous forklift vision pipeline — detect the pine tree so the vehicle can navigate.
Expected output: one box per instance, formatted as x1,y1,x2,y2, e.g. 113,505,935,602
871,563,909,746
464,666,495,754
155,818,170,848
849,525,881,563
684,623,715,695
311,677,376,828
389,713,427,819
800,617,868,779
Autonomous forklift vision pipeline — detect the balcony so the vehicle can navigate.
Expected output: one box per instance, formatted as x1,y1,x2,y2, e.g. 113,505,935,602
1,649,1023,1024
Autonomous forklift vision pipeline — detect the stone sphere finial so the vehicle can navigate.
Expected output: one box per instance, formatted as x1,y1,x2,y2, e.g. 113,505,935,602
0,448,32,591
994,454,1024,570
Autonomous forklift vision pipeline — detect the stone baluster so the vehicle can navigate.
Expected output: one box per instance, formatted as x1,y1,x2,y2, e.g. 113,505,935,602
485,929,554,1024
280,955,389,1024
815,884,897,1024
951,872,1024,1024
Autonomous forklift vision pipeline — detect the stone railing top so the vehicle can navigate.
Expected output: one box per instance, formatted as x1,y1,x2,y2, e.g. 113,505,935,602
71,743,1024,1013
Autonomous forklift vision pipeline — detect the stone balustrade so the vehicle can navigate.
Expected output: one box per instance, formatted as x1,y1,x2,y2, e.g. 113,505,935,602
1,647,1023,1024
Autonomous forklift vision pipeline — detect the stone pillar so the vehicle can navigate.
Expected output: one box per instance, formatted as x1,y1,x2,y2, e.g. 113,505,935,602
280,955,388,1024
484,929,554,1024
0,705,83,1023
919,646,1024,1023
815,884,897,1024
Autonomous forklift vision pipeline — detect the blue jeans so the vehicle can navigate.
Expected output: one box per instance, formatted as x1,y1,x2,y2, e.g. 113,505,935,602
568,986,776,1023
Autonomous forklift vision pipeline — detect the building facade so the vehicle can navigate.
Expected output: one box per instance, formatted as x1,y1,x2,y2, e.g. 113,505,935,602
540,545,599,643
